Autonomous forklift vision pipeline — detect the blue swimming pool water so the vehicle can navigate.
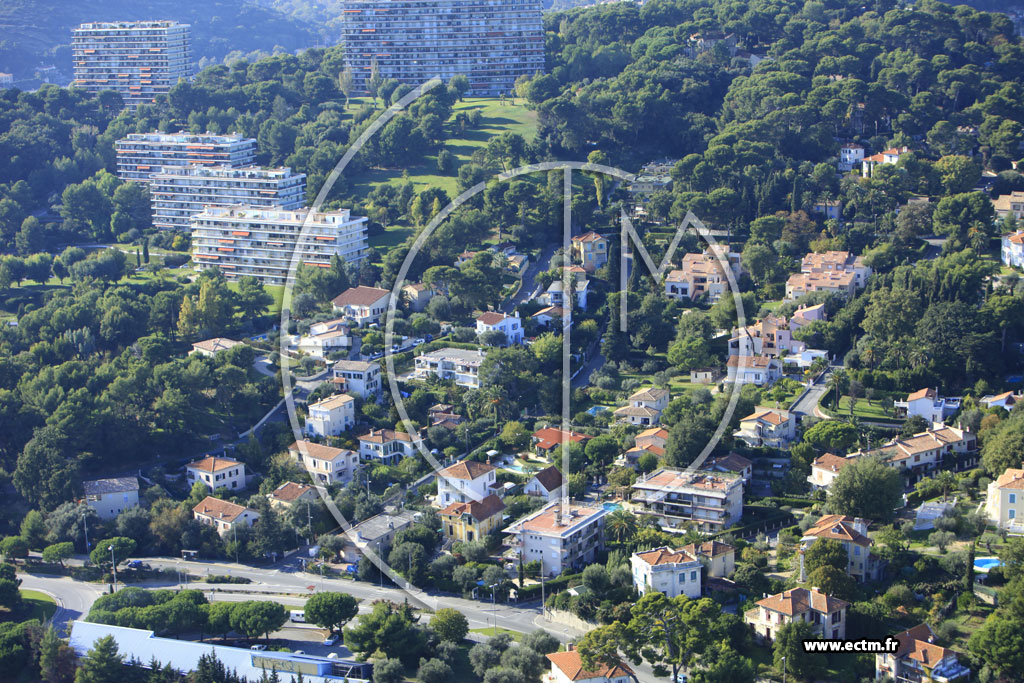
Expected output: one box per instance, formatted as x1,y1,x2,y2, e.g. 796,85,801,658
586,406,609,416
602,502,622,512
975,557,1002,571
503,463,525,473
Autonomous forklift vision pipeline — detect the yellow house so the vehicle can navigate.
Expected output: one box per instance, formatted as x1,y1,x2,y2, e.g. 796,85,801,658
439,493,506,543
571,232,608,272
986,465,1024,532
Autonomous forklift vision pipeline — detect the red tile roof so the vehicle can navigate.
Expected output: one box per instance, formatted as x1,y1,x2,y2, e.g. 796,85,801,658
532,427,591,451
438,493,506,522
331,286,390,307
440,460,495,481
192,496,251,523
187,456,242,473
756,587,848,617
546,650,633,681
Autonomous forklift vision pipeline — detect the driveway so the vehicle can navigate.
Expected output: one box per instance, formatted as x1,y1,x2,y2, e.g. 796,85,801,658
502,242,559,312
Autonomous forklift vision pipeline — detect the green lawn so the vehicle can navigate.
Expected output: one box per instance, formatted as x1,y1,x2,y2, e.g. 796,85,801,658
18,590,56,623
468,626,524,642
835,396,903,422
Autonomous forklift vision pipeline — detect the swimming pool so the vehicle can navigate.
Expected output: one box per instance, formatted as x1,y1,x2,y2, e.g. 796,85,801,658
586,406,609,416
602,502,623,512
974,557,1003,572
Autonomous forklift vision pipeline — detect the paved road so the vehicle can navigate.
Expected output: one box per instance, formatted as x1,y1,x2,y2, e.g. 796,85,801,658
502,243,559,313
790,369,831,419
19,574,106,634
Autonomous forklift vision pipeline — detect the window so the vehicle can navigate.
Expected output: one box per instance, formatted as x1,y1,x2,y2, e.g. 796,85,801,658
1011,493,1017,504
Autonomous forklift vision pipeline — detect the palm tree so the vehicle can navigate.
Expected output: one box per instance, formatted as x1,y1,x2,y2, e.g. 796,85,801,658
605,509,639,544
935,470,958,501
827,368,849,410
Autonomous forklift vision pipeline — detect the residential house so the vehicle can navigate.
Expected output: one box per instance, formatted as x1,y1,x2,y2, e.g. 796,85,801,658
524,466,563,501
630,547,702,598
703,453,753,484
862,146,909,177
331,360,382,399
985,465,1024,533
545,650,633,683
192,497,259,537
733,409,796,448
304,393,356,437
339,510,418,563
980,391,1022,410
680,540,736,578
532,306,568,329
504,502,607,577
185,456,246,492
358,429,417,465
190,338,243,357
811,199,842,220
435,460,498,507
635,427,669,451
787,250,871,300
894,388,961,423
82,477,139,520
725,355,782,386
630,468,744,532
786,270,857,299
413,347,487,388
439,494,506,543
613,387,670,426
838,143,864,172
267,481,318,509
665,251,741,303
994,192,1024,221
402,283,433,312
745,587,849,641
571,232,608,272
331,286,391,326
532,427,592,457
427,403,464,428
543,279,590,311
456,251,478,266
689,367,720,384
840,424,976,488
297,327,351,359
1003,230,1024,269
799,515,881,582
875,624,971,683
687,31,737,57
506,253,529,275
617,443,665,470
729,315,805,358
288,440,359,486
476,311,523,345
807,453,852,490
627,174,672,198
790,303,827,329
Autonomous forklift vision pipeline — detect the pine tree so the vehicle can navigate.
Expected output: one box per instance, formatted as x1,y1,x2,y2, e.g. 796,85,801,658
74,635,123,683
176,295,199,339
197,279,223,336
142,238,150,264
135,250,141,268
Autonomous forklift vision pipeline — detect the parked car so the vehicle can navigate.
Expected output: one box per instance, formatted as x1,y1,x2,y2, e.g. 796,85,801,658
323,634,339,646
125,560,150,570
250,644,267,652
290,610,305,623
413,338,425,346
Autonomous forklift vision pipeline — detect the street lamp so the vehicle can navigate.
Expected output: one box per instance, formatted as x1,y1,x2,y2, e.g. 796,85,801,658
782,656,787,683
82,513,90,552
488,582,501,637
109,545,117,591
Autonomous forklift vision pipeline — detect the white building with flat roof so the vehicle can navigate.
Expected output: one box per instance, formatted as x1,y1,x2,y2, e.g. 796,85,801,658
151,165,306,231
115,132,257,183
631,468,744,532
504,502,608,577
191,206,369,285
72,21,193,109
413,347,487,388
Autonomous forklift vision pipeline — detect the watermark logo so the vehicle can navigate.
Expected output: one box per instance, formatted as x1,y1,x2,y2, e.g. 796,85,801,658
278,80,751,606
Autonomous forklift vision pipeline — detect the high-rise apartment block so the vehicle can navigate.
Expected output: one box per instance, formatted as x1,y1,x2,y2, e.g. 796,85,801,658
339,0,544,97
150,165,307,231
72,21,193,109
191,206,369,285
115,133,258,183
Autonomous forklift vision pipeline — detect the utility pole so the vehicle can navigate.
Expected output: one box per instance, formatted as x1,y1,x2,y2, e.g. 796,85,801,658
489,583,500,637
782,656,787,683
233,524,238,564
540,574,546,621
82,514,90,553
306,501,313,545
109,545,117,591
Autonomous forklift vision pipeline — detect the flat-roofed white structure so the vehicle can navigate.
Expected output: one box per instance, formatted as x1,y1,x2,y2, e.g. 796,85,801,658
631,468,744,532
504,502,608,577
413,347,487,388
72,21,192,109
191,206,369,285
151,165,306,230
115,132,257,183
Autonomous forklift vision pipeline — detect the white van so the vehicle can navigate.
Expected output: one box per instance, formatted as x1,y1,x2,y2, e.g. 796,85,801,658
290,610,305,623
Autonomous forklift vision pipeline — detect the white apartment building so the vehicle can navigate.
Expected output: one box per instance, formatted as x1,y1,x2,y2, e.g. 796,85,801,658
435,460,498,507
82,477,140,520
331,286,391,327
339,0,544,97
413,347,487,388
504,502,608,577
192,497,259,537
185,456,246,492
115,133,257,183
72,21,192,109
191,206,369,285
986,465,1024,533
630,468,744,532
288,440,359,486
630,546,702,599
358,429,417,465
151,165,306,231
837,424,976,489
745,587,849,642
296,328,351,359
331,360,382,399
729,315,806,358
613,387,670,426
664,251,741,302
304,393,356,437
476,311,523,345
837,142,864,172
786,250,871,299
